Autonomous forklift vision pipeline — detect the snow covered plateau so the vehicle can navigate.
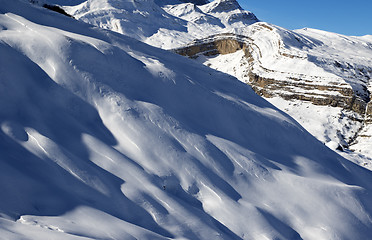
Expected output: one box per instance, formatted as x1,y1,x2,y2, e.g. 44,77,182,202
1,0,372,239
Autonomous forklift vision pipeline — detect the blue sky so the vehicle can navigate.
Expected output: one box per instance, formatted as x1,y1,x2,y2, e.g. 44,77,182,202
238,0,372,36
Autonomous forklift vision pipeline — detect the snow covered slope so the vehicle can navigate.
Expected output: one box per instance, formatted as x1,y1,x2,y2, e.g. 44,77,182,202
58,0,372,167
63,0,258,49
2,1,372,239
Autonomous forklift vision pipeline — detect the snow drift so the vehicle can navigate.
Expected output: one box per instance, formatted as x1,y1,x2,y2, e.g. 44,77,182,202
1,1,372,239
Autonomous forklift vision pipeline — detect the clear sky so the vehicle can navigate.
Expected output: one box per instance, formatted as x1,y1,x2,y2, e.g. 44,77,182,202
238,0,372,36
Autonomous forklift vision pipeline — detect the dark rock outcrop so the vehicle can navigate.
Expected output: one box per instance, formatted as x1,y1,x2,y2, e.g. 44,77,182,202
180,0,210,5
42,4,73,18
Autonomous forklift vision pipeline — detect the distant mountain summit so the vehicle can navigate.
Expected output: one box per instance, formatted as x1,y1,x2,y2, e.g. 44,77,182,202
64,0,258,48
201,0,242,12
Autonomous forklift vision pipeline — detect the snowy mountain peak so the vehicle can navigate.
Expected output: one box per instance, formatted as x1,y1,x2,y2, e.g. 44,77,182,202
63,0,258,49
197,0,259,26
201,0,242,13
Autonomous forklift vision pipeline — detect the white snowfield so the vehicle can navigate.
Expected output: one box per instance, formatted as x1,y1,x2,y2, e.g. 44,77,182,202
61,0,372,166
1,0,372,240
64,0,258,49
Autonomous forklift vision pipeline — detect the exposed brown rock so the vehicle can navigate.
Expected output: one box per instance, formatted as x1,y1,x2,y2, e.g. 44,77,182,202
365,101,372,123
248,71,367,114
174,35,250,57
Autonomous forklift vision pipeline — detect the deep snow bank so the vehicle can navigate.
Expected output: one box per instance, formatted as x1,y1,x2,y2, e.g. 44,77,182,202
1,1,372,239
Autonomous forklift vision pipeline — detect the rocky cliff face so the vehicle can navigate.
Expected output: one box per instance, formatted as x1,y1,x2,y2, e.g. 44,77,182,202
174,33,251,56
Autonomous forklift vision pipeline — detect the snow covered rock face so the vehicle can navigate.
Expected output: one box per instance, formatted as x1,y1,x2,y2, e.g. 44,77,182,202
199,0,242,13
2,1,372,239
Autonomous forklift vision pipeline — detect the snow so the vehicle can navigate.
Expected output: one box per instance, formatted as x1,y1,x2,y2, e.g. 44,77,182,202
350,122,372,163
68,0,371,163
190,21,372,166
267,97,369,159
197,47,372,168
63,0,258,49
1,0,372,239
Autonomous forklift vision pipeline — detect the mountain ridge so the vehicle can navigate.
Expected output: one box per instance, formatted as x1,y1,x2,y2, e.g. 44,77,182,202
61,0,371,166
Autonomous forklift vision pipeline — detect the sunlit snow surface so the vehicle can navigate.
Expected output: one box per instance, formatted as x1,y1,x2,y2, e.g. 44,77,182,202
1,1,372,239
60,0,372,166
63,0,258,49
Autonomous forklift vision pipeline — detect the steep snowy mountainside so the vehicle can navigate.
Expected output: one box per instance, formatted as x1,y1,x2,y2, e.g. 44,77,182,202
168,0,258,29
63,0,189,44
64,0,258,49
2,1,372,239
294,28,372,89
